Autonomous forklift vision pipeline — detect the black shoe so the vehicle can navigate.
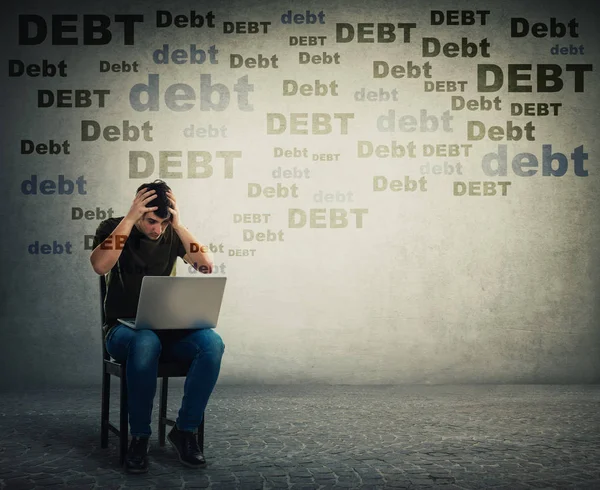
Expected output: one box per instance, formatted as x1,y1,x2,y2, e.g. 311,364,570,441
124,436,149,473
167,425,206,468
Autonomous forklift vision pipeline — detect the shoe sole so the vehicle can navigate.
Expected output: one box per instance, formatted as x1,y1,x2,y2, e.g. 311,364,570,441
167,434,207,468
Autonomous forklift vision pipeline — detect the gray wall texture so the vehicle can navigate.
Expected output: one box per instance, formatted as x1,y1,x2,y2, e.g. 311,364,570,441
1,0,599,390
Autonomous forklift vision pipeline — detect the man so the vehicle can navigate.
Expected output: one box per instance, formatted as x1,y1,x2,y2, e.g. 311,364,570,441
90,179,225,473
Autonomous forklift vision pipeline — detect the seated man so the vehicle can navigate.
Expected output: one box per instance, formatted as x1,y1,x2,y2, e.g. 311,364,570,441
90,179,225,474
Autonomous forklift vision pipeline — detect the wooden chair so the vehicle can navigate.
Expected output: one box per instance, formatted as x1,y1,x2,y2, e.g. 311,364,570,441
99,275,205,465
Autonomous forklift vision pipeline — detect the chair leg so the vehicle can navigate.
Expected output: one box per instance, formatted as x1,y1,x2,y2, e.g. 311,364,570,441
119,370,128,466
100,370,110,448
198,415,205,453
159,377,168,446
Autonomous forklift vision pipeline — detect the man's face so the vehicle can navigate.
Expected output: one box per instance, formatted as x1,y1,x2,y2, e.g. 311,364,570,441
136,212,170,240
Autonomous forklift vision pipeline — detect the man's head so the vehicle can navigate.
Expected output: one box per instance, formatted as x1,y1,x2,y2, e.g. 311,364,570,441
134,180,172,240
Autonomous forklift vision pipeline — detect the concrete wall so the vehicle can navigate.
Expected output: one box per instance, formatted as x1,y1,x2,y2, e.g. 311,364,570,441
1,0,599,389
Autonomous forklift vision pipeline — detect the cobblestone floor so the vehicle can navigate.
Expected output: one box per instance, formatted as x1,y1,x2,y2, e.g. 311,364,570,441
0,384,598,489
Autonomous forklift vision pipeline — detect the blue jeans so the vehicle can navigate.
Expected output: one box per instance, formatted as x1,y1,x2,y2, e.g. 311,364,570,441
105,323,225,437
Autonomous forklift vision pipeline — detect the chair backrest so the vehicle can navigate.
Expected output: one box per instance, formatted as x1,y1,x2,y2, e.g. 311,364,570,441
100,275,107,324
100,275,109,361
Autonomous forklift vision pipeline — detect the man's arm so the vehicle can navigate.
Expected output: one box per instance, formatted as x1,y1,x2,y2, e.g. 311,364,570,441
90,188,158,275
90,219,135,275
166,190,214,274
176,226,215,274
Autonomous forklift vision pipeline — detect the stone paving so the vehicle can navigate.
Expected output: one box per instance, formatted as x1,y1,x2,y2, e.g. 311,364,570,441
0,384,599,489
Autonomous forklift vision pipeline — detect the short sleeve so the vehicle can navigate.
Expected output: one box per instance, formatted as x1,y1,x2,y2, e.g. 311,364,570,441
92,219,118,250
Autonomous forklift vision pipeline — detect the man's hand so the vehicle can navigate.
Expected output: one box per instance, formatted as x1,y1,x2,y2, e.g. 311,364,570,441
166,190,181,230
124,188,158,225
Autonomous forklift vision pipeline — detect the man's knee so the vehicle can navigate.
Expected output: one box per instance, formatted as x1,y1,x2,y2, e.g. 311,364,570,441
192,328,225,356
211,330,225,355
130,329,162,355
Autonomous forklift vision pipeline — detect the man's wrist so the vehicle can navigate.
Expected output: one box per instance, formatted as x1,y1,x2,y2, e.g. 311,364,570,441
120,217,136,230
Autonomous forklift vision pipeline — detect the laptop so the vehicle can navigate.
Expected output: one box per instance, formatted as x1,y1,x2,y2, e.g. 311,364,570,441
117,276,227,330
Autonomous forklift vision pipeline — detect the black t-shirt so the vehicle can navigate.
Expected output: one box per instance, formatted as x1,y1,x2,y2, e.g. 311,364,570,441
92,217,186,341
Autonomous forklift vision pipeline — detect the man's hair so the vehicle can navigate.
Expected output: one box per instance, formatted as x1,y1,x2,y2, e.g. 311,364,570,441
135,180,172,220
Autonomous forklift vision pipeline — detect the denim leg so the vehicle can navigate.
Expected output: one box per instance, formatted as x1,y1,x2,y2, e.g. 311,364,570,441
106,324,162,437
161,329,225,432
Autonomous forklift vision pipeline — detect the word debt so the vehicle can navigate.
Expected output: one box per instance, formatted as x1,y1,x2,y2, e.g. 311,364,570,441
314,191,353,202
288,209,368,228
21,175,87,194
228,249,256,257
422,37,491,58
511,18,579,38
183,124,228,138
243,230,284,241
189,242,225,253
424,81,467,92
298,52,340,64
335,23,416,43
451,96,501,111
230,53,279,68
272,166,311,178
481,145,588,176
8,59,67,77
430,11,490,25
156,11,215,28
281,10,325,24
248,183,299,198
188,263,226,274
289,36,327,46
29,241,72,254
152,44,218,64
282,80,339,96
373,176,428,192
81,120,153,142
72,207,114,220
21,139,70,154
18,14,143,45
129,74,254,112
453,182,511,196
224,22,270,34
420,162,463,175
129,151,242,178
38,89,109,108
377,110,453,132
100,60,139,73
551,44,584,55
373,61,432,79
467,121,536,141
233,214,271,224
477,64,591,92
267,113,354,134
